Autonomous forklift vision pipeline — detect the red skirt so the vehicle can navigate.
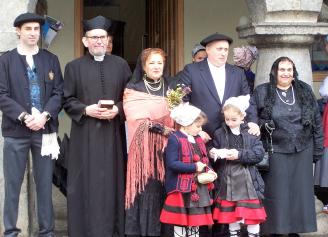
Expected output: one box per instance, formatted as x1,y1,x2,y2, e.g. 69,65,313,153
213,198,266,225
160,192,214,226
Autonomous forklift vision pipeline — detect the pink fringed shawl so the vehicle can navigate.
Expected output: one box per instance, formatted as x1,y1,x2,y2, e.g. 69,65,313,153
123,88,174,208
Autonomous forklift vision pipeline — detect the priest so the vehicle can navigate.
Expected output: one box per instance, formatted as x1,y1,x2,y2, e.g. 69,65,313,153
63,15,131,237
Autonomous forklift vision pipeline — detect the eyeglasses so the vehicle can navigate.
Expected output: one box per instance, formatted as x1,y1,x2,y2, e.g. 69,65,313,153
85,35,108,42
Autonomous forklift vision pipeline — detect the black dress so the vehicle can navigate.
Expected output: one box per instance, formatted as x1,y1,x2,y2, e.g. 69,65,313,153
254,85,319,234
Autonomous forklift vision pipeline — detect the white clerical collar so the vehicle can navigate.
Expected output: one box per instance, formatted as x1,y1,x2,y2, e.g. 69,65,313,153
180,130,196,143
230,127,240,135
17,44,39,56
93,55,105,61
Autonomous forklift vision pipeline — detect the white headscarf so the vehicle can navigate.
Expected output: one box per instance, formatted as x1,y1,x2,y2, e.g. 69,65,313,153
223,95,250,116
170,103,201,126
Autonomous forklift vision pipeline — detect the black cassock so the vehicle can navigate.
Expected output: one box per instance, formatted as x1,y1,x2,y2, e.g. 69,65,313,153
63,54,131,237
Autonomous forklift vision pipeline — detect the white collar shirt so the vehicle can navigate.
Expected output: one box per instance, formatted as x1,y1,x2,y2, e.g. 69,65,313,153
208,60,226,102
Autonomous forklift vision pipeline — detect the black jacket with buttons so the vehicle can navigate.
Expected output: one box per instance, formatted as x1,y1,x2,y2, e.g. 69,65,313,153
0,49,63,137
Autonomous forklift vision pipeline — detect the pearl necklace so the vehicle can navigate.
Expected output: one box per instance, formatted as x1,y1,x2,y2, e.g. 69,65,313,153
143,77,165,97
143,78,163,91
275,85,295,105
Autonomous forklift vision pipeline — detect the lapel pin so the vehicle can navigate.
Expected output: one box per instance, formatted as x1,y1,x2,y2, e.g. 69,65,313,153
48,70,54,80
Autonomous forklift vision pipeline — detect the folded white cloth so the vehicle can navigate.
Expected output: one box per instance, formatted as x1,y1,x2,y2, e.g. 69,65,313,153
41,132,60,159
31,107,60,159
209,148,231,161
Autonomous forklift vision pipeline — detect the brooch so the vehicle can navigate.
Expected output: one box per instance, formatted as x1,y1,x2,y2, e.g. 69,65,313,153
48,70,54,80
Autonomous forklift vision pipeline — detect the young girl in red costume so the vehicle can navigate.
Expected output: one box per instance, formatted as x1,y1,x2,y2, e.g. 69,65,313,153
160,103,215,237
209,95,266,237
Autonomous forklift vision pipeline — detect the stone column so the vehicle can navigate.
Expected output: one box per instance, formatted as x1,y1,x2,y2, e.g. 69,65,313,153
0,1,37,237
237,0,328,86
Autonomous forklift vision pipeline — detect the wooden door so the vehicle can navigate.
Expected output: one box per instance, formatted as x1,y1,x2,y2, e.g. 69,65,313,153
146,0,184,75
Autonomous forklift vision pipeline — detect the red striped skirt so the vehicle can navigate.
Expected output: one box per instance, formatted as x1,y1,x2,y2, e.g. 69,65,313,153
160,192,214,226
213,198,266,225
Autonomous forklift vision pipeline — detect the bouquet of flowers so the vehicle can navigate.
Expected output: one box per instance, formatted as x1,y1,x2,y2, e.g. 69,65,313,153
166,84,191,109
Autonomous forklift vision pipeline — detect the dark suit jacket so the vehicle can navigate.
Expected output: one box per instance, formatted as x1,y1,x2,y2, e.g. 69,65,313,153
177,59,257,137
0,49,63,137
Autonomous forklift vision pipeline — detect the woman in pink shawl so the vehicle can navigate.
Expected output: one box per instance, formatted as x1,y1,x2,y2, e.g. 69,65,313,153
124,48,174,237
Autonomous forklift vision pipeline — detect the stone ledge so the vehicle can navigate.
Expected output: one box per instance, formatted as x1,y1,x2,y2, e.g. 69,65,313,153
237,23,328,38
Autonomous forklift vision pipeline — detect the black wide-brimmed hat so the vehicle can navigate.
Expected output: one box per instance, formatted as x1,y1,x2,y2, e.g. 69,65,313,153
83,15,112,32
14,13,45,27
200,33,233,46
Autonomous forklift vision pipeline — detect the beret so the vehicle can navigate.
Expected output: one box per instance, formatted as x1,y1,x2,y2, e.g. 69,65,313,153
14,13,45,27
200,33,233,46
191,43,206,57
83,15,112,32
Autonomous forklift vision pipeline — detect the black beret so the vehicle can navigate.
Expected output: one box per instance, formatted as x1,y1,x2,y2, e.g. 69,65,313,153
14,13,45,27
83,15,112,32
200,33,233,47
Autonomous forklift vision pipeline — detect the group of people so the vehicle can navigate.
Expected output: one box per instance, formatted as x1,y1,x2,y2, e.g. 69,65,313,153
0,12,324,237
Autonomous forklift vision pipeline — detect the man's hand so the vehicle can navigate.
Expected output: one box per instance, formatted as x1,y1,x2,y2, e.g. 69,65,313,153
247,122,260,136
99,105,119,120
25,113,47,131
85,104,119,120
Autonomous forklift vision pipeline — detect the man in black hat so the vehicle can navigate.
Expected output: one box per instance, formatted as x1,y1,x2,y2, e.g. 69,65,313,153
177,32,260,237
177,33,259,139
0,12,63,237
63,15,131,237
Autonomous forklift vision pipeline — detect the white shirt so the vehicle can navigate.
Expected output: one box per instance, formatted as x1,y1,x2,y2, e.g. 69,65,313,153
319,76,328,98
208,60,226,102
17,45,39,69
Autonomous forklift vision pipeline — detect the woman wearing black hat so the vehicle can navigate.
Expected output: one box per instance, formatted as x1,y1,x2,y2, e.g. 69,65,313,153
252,57,323,237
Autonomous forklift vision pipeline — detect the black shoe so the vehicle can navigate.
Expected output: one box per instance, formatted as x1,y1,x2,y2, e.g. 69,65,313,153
288,234,300,237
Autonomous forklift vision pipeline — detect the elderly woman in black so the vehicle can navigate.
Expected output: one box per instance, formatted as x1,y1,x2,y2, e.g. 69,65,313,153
252,57,323,237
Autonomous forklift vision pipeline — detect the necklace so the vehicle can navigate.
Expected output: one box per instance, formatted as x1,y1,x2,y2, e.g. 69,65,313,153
275,85,295,105
143,77,163,91
144,77,165,97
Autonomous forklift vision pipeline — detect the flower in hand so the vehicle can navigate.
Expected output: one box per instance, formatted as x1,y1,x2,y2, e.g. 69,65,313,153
166,84,191,109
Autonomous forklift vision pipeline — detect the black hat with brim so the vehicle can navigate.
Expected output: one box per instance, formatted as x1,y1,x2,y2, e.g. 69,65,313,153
14,13,45,27
200,33,233,47
83,15,112,32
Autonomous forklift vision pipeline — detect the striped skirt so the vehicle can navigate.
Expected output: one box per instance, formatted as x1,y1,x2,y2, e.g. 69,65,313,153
213,199,266,225
160,192,214,226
